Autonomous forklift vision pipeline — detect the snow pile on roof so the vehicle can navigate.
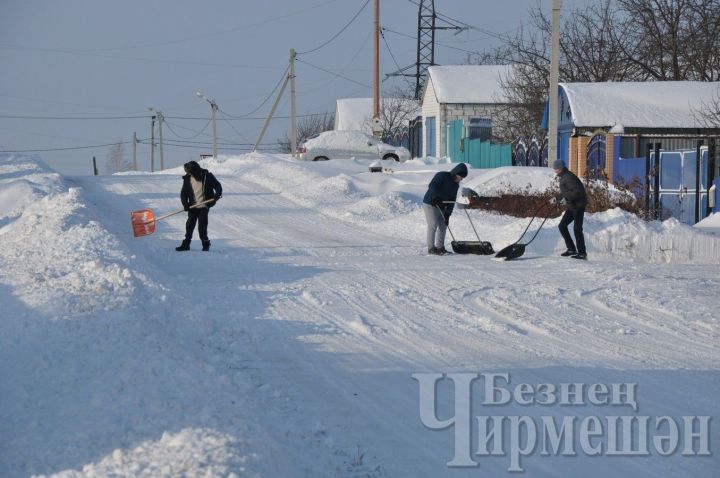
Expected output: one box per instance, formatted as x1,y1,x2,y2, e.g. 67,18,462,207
426,64,514,104
561,81,720,128
334,97,420,133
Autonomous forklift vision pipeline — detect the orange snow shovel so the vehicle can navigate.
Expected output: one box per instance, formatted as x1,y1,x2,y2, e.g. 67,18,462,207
131,198,215,238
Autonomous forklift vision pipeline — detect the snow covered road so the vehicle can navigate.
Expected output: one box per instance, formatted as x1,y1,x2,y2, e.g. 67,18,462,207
1,153,718,477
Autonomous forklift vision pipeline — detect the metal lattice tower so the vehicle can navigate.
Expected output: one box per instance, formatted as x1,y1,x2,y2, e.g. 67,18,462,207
385,1,462,99
415,0,436,99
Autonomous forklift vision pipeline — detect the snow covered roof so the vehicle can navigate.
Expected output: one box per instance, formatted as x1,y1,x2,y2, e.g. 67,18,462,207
334,98,372,132
560,81,720,129
425,65,514,104
334,98,420,133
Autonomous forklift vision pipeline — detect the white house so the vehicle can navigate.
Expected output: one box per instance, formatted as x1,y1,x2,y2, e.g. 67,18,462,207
420,64,514,158
334,97,420,146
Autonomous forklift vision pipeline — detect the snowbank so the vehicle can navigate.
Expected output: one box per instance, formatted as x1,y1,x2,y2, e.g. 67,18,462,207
0,155,154,315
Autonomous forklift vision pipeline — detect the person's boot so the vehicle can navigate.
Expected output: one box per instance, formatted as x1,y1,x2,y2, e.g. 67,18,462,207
560,249,577,257
428,247,439,255
571,252,587,260
202,240,211,252
175,239,191,251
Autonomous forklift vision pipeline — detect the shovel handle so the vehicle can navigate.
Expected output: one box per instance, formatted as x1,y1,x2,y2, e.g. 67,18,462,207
150,198,217,223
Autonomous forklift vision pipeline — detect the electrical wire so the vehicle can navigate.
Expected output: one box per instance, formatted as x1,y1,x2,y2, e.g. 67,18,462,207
216,65,290,119
163,118,212,140
2,140,136,153
297,59,373,90
0,114,147,120
297,0,370,55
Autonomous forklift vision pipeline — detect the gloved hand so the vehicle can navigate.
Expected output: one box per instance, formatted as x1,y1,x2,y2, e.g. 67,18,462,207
214,194,222,201
183,205,189,211
444,214,450,226
431,197,443,206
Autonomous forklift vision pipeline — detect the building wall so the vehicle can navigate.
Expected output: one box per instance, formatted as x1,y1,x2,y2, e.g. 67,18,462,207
569,136,579,173
605,133,615,180
577,136,590,178
421,77,440,157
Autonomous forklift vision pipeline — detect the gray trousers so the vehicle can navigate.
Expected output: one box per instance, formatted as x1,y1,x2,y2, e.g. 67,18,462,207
423,203,447,249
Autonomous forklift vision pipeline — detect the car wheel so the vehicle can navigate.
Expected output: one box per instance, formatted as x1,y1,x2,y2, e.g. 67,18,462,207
312,156,329,161
383,154,399,162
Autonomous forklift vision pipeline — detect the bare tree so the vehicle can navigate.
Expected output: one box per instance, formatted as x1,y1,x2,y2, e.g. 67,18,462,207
694,85,720,129
470,0,720,140
364,87,420,145
278,112,335,153
615,0,720,81
105,141,131,174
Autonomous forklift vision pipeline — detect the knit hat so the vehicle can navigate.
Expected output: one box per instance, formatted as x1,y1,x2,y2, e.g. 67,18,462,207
552,159,565,170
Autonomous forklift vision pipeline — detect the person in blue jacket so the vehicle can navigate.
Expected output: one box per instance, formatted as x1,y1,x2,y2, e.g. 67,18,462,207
175,161,222,252
422,163,468,255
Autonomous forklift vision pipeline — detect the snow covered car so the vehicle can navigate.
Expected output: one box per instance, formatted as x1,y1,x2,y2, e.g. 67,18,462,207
297,130,410,162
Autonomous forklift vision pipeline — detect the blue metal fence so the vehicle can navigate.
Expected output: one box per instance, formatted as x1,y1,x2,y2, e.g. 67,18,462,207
445,119,512,168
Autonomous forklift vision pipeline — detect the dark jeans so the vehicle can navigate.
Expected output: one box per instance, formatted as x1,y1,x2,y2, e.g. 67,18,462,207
558,207,586,254
185,207,209,241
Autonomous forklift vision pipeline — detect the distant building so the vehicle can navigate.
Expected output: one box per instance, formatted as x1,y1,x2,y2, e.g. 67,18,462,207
420,64,515,158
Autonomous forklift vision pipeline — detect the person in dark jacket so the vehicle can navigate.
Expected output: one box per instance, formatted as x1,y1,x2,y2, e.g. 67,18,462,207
175,161,222,252
553,159,587,259
422,163,468,255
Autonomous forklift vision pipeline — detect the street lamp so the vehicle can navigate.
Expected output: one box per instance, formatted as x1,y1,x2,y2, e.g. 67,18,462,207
197,91,218,159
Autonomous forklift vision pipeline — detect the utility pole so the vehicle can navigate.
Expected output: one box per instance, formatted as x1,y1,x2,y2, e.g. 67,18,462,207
197,92,218,159
150,114,156,172
372,0,382,139
150,108,165,170
132,132,137,171
290,48,298,157
548,0,562,167
157,111,165,170
92,156,98,175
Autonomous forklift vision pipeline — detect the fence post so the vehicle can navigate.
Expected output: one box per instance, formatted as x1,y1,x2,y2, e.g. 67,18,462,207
708,138,717,217
653,143,661,220
644,143,652,217
695,140,704,224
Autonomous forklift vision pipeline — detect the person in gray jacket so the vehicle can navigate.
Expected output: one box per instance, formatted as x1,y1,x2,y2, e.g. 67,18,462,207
553,159,587,259
422,163,468,255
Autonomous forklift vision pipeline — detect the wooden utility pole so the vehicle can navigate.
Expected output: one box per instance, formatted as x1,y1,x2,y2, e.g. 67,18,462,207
548,0,562,167
157,111,165,170
150,115,156,172
290,48,298,157
132,132,137,171
372,0,381,139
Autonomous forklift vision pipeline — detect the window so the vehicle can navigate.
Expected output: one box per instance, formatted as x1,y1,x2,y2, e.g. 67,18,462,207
468,118,492,141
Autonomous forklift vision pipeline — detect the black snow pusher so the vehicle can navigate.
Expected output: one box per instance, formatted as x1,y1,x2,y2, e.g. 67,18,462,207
436,204,494,255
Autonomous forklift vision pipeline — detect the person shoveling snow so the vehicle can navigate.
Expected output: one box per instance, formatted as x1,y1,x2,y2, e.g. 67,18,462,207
176,161,222,252
422,163,467,255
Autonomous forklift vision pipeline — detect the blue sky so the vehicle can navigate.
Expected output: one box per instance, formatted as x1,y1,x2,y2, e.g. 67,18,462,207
0,0,589,174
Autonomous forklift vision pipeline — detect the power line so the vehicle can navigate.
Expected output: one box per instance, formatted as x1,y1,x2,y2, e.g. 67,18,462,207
163,118,213,140
0,114,147,120
2,140,137,153
216,65,290,119
297,59,373,90
0,112,330,121
297,0,370,55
